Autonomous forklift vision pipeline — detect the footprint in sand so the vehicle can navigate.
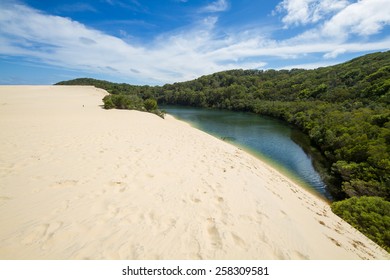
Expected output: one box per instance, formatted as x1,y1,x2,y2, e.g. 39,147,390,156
131,244,145,259
108,181,128,193
206,218,222,249
109,181,126,187
191,196,202,203
21,221,63,245
137,211,158,227
327,236,342,247
291,250,310,260
50,180,78,188
51,200,70,215
0,196,11,206
231,233,247,249
255,209,269,223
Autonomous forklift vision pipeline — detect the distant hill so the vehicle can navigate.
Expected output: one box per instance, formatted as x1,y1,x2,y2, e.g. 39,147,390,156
58,50,390,105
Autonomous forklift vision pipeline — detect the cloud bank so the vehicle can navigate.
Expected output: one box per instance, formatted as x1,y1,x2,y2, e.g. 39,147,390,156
0,0,389,84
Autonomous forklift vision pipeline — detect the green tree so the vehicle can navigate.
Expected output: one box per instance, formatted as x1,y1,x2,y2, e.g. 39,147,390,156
144,98,158,112
331,196,390,252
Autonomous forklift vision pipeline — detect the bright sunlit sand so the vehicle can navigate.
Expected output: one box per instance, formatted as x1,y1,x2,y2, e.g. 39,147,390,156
0,85,388,260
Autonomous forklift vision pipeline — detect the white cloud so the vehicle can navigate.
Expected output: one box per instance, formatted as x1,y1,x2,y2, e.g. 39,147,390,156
0,3,258,83
276,0,314,26
323,48,346,59
277,61,336,70
0,4,144,73
275,0,390,57
278,0,390,39
322,0,390,39
0,1,389,84
276,0,349,26
202,0,229,13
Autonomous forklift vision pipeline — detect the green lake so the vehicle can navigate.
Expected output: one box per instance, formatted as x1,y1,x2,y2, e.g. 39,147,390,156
163,106,333,200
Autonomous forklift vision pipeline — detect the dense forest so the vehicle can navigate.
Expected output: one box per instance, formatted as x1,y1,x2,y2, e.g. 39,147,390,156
57,50,390,251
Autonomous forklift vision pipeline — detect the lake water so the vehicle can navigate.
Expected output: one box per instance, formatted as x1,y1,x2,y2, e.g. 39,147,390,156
163,106,333,200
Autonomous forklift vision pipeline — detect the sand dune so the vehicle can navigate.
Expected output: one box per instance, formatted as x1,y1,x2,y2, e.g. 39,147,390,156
0,85,388,260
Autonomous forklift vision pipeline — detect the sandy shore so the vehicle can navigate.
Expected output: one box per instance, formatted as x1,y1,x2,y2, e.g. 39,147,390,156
0,85,388,260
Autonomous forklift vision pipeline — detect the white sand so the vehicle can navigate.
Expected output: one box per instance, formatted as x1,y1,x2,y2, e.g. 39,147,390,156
0,85,388,260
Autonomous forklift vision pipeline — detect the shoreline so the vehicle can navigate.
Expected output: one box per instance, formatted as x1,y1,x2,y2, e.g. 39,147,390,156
0,85,388,260
164,112,330,203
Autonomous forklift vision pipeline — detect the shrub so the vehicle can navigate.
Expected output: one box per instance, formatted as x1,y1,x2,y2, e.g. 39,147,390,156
102,94,143,110
102,95,164,118
103,95,115,109
144,98,158,112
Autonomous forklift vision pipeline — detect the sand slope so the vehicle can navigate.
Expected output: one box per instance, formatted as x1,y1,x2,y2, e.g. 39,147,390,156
0,86,388,260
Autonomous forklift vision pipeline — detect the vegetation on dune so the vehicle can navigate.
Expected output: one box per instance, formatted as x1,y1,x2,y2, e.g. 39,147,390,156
59,79,164,118
56,50,390,251
331,196,390,252
102,93,143,110
143,98,158,112
100,94,164,117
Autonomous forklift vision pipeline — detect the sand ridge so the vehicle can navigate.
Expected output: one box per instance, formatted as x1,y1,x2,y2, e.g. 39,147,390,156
0,85,388,259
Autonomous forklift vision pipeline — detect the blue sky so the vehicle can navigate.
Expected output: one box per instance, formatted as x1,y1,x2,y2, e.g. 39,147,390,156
0,0,389,85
